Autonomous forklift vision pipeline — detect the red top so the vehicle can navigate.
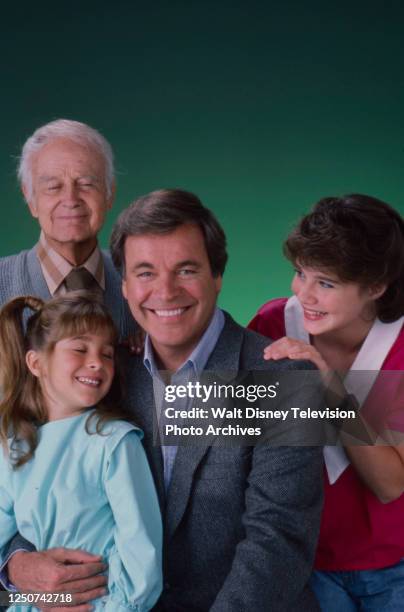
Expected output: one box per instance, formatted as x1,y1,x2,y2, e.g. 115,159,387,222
248,297,404,571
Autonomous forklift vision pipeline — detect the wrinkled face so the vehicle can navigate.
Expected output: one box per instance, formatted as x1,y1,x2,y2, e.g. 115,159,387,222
122,223,222,369
25,138,113,252
291,265,382,336
27,331,115,420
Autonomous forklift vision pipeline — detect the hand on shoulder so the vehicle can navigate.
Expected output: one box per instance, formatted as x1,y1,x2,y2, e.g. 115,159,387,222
263,336,329,372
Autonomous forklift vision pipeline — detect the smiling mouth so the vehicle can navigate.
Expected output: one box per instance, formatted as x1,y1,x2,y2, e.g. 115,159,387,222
76,376,101,387
57,215,88,220
150,307,190,317
303,308,327,319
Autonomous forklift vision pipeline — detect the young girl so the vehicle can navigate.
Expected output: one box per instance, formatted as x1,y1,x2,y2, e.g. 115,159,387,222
249,194,404,611
0,291,162,612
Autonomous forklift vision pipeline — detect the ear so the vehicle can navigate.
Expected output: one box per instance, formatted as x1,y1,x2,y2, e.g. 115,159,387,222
122,278,127,300
214,274,222,294
26,350,42,378
106,180,116,210
22,184,38,218
368,284,387,301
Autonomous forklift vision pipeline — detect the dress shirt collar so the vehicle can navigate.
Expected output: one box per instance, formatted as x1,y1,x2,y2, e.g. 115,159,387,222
144,307,225,378
36,232,105,295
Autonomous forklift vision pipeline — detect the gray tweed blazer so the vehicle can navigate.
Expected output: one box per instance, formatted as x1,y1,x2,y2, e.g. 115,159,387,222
124,312,323,612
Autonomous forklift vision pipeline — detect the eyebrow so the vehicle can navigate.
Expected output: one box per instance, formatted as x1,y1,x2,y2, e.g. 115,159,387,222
130,259,201,272
176,259,200,268
130,262,155,271
295,265,341,284
38,176,60,184
70,335,91,340
315,274,340,284
68,335,114,346
77,175,101,182
38,174,101,184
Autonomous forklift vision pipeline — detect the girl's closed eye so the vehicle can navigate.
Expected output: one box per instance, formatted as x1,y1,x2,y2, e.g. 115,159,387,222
73,345,86,353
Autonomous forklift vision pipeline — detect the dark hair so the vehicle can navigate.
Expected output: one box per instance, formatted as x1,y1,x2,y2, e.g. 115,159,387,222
110,188,228,277
0,291,131,468
284,194,404,322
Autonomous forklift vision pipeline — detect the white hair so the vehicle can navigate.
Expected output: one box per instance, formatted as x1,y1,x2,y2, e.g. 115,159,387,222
18,119,115,200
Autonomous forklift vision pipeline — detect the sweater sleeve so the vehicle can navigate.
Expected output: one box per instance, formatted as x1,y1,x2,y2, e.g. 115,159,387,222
0,459,18,566
103,430,163,611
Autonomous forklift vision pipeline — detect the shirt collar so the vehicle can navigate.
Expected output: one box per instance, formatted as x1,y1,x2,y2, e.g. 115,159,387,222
144,307,225,378
37,232,105,295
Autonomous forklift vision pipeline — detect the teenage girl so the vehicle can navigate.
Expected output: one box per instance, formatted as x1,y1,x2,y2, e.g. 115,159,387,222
249,194,404,611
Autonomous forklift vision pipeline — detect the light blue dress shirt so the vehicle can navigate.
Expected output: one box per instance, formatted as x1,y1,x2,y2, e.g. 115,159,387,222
143,307,225,490
0,411,162,611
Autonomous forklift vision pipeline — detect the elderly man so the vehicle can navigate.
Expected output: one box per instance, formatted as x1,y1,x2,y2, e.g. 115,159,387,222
0,119,134,606
5,190,323,611
0,118,133,336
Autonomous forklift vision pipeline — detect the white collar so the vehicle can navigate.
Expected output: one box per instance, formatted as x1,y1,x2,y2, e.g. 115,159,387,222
284,295,404,483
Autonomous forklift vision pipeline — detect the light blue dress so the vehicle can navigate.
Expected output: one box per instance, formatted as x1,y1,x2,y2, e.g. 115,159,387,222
0,411,162,611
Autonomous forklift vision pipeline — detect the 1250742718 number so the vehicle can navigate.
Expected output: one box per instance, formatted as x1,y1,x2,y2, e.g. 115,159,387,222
6,592,73,605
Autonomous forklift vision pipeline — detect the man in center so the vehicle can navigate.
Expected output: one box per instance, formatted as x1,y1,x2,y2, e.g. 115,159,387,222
110,188,323,611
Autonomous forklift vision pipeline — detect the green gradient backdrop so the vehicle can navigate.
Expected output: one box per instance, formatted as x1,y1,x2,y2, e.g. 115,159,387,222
1,1,403,324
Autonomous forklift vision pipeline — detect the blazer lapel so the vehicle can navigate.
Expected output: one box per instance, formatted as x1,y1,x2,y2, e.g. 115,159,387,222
164,441,210,540
165,312,244,539
126,358,166,512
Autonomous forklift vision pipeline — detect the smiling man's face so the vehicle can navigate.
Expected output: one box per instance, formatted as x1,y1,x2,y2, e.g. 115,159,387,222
25,137,113,261
122,223,222,370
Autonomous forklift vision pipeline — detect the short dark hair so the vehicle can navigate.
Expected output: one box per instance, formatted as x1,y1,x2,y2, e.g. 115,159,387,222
110,189,228,277
284,194,404,322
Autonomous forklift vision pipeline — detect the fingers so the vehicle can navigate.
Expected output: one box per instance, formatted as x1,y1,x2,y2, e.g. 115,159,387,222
285,349,329,372
39,583,107,610
69,585,107,605
48,548,103,564
59,562,108,584
132,329,146,354
122,328,146,354
67,587,108,612
263,338,305,360
8,549,107,604
62,573,108,592
287,350,312,360
263,337,329,370
264,348,287,360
